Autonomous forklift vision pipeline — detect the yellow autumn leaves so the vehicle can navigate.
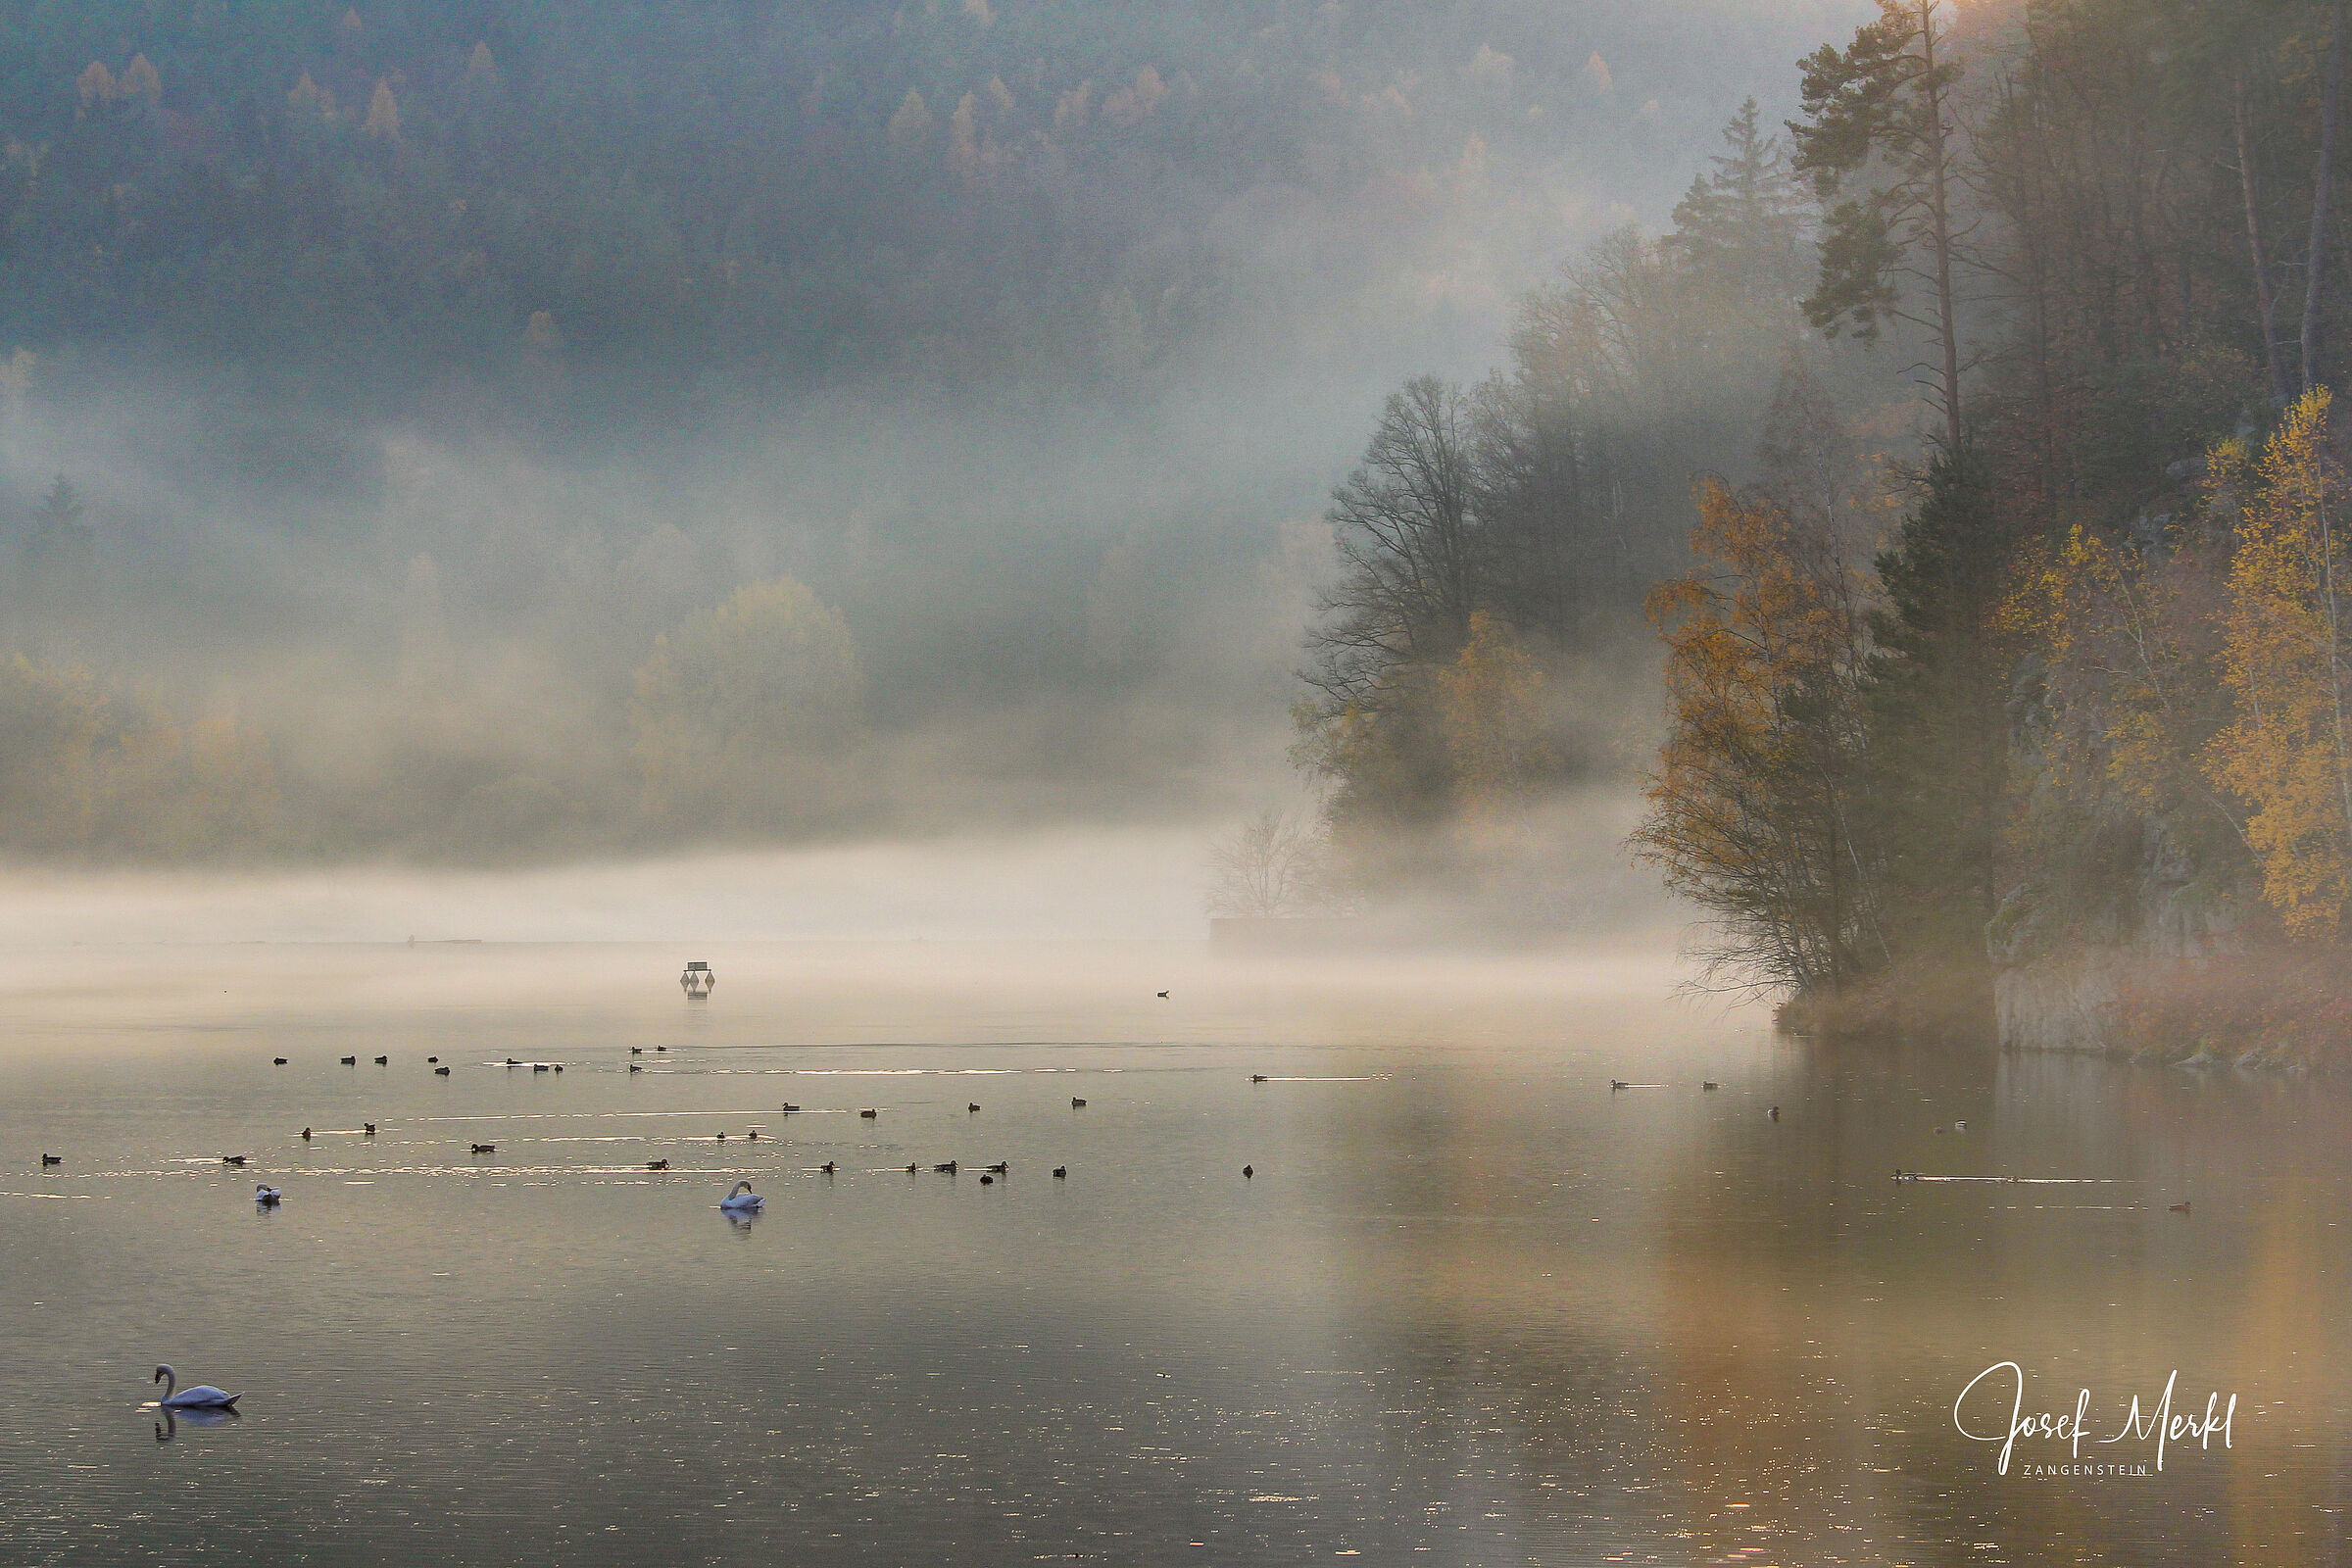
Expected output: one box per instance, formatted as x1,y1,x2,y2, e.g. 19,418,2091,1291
2208,390,2352,935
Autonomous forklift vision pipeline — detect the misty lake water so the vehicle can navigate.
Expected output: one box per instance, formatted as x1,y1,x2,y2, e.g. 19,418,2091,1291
2,940,2346,1566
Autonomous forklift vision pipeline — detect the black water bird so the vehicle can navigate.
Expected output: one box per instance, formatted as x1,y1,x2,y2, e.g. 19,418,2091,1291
1156,991,1168,1000
364,1123,377,1135
506,1057,519,1067
780,1103,800,1113
373,1055,388,1065
630,1047,642,1055
746,1129,760,1141
859,1108,878,1119
40,1153,61,1166
656,1046,667,1053
628,1063,642,1073
1053,1166,1066,1178
933,1161,958,1174
1243,1164,1254,1178
221,1154,247,1165
1250,1074,1267,1083
905,1162,918,1173
2169,1201,2192,1214
340,1056,357,1066
1071,1097,1087,1108
553,1064,563,1073
647,1159,668,1171
983,1161,1007,1174
426,1056,438,1064
980,1174,994,1185
1769,1105,1781,1121
819,1161,837,1174
1701,1081,1720,1091
533,1063,549,1073
272,1057,287,1065
301,1128,312,1141
470,1143,495,1154
1609,1080,1629,1091
435,1066,451,1076
967,1102,980,1113
715,1133,726,1143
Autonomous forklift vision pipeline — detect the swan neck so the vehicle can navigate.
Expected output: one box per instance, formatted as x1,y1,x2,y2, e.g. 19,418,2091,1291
155,1365,174,1398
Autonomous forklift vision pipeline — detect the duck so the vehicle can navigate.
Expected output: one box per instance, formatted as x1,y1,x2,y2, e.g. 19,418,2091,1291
1701,1081,1720,1091
301,1128,312,1141
272,1057,288,1066
426,1056,439,1064
532,1063,549,1073
780,1103,800,1113
1892,1169,1920,1181
40,1153,61,1166
2169,1201,2192,1214
470,1143,496,1154
746,1129,760,1141
859,1108,878,1119
221,1154,248,1166
1250,1074,1268,1083
714,1133,727,1143
818,1160,837,1174
656,1046,667,1054
628,1063,642,1073
629,1047,643,1055
983,1161,1007,1174
905,1162,918,1173
980,1174,995,1185
933,1160,958,1174
1243,1164,1254,1178
1053,1166,1067,1179
363,1123,377,1136
646,1158,669,1171
967,1102,980,1113
1609,1080,1629,1091
152,1365,238,1410
505,1057,519,1067
553,1064,564,1073
718,1181,763,1214
1070,1097,1087,1108
340,1056,357,1066
254,1184,282,1205
373,1055,388,1066
434,1066,451,1076
1155,991,1169,1000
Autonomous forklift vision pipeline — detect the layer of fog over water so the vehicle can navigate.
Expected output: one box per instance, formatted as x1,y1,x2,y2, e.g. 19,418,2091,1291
2,939,2345,1566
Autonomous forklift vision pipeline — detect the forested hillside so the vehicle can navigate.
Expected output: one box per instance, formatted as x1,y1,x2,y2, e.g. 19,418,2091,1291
1298,0,2352,1055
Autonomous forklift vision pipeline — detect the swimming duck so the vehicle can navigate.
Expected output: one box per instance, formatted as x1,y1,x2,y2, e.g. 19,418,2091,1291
272,1057,287,1065
221,1154,247,1166
656,1046,667,1053
505,1057,519,1067
1070,1097,1087,1108
630,1047,642,1055
340,1056,357,1066
363,1123,377,1135
1250,1074,1267,1083
1609,1080,1629,1091
1701,1081,1720,1091
1053,1166,1067,1178
254,1184,282,1204
40,1153,62,1166
933,1160,958,1174
646,1159,669,1171
819,1160,837,1174
859,1108,878,1119
980,1174,995,1185
983,1161,1007,1174
628,1063,642,1073
532,1063,549,1073
968,1102,980,1113
301,1128,312,1141
2169,1201,2192,1214
434,1066,451,1076
715,1133,727,1143
470,1143,496,1154
1243,1164,1254,1178
1155,991,1168,1000
373,1055,388,1066
426,1056,439,1064
780,1103,800,1113
905,1162,918,1173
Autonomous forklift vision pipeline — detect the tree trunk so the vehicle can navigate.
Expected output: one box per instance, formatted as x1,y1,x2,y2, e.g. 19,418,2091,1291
2303,0,2345,392
2237,74,2292,407
1920,0,1965,449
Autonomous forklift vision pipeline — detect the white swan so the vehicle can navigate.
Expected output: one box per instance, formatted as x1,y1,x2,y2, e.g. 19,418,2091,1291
718,1180,763,1213
254,1185,282,1205
154,1365,239,1409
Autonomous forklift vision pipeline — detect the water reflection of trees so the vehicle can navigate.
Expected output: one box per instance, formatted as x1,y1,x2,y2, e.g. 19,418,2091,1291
1320,1033,2352,1563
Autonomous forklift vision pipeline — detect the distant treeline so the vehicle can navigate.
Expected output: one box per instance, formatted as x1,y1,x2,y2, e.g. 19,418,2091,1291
1303,0,2352,1054
0,0,1811,419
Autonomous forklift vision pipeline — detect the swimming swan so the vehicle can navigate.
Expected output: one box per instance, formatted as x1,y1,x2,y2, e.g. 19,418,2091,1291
719,1181,763,1213
153,1365,239,1410
254,1185,282,1204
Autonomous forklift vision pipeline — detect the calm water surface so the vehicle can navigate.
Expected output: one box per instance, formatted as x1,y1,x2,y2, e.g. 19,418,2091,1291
1,942,2345,1566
